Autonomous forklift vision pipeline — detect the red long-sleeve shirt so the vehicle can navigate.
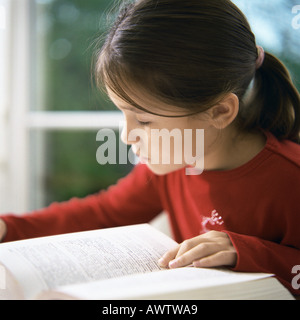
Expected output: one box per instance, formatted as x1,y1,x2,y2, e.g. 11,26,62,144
1,131,300,295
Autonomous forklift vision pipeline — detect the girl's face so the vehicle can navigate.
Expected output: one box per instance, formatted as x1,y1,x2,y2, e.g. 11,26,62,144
108,89,214,175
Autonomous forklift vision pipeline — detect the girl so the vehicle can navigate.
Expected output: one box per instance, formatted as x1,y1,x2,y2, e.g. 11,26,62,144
1,0,300,295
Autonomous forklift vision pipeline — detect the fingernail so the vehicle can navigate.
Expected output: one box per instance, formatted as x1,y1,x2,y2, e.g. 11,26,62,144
193,261,201,267
169,259,178,268
158,258,164,266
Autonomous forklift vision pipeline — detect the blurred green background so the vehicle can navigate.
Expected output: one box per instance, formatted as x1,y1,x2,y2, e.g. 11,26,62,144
32,0,133,206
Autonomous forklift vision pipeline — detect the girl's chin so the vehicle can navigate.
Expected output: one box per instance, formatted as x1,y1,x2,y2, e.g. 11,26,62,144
144,162,186,175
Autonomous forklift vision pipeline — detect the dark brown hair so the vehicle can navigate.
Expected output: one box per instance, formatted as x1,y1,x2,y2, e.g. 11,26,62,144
96,0,300,143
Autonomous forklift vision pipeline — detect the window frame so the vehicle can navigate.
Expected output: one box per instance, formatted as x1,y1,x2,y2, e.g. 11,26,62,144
1,0,122,213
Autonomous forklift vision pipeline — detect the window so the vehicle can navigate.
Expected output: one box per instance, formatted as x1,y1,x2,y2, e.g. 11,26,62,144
29,0,133,210
1,0,299,214
2,0,133,213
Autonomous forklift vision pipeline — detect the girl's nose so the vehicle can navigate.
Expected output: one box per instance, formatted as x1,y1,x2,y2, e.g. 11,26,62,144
120,123,141,145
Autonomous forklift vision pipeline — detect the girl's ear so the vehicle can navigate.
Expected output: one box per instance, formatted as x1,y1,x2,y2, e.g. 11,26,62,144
208,93,239,129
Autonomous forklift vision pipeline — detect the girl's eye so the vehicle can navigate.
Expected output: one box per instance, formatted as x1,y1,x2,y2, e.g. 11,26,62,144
137,120,151,126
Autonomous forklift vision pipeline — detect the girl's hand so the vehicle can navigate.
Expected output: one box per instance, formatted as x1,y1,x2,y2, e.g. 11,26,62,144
158,231,237,269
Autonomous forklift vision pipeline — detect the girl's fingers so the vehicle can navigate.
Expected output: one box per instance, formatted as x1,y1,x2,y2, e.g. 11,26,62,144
175,237,207,260
193,250,237,268
158,231,237,269
169,241,222,269
158,236,210,267
158,245,180,268
174,231,224,260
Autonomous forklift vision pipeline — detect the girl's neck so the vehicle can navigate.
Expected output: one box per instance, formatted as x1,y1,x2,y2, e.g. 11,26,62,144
204,128,267,172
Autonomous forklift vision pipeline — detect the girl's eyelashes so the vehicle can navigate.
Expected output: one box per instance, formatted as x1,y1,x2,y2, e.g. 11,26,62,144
137,120,151,126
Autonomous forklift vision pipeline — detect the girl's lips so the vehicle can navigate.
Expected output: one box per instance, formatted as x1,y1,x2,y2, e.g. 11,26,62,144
139,156,150,163
133,149,150,163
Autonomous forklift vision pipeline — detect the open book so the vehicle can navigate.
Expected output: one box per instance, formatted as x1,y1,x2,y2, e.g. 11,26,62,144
0,224,294,300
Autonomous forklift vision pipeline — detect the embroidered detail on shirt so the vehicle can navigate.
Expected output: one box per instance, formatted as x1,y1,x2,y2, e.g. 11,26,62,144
201,210,224,233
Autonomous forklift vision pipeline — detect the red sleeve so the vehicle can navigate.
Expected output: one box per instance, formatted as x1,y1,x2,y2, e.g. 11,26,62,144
225,232,300,296
1,164,163,242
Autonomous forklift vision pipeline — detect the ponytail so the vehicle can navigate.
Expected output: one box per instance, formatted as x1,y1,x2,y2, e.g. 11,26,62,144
241,52,300,143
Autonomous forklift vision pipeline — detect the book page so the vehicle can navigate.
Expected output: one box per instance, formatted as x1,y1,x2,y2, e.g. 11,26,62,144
0,224,177,299
39,267,276,300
